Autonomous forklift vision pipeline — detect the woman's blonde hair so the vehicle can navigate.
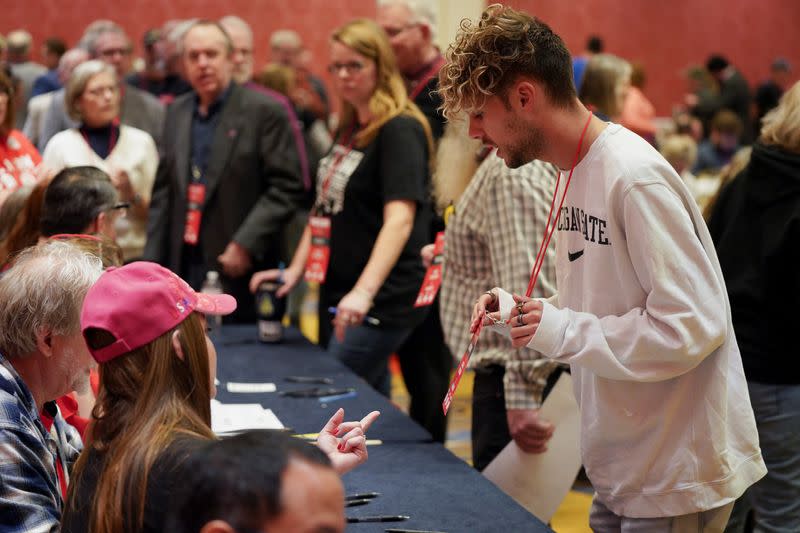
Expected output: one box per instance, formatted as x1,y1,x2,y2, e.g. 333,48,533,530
331,18,433,153
760,80,800,153
579,54,631,119
67,312,215,533
256,63,295,97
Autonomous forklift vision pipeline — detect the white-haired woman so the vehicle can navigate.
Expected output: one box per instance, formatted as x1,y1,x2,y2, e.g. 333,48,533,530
42,60,158,260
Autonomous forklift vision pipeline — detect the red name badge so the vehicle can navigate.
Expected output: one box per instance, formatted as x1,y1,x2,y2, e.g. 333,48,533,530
414,231,445,307
442,314,484,416
305,215,331,283
183,183,206,245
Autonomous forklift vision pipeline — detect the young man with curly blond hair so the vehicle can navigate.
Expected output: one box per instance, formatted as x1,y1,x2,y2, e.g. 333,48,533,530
445,5,766,531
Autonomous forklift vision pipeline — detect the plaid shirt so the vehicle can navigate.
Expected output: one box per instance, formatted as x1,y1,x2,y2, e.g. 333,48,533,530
440,153,562,409
0,353,82,533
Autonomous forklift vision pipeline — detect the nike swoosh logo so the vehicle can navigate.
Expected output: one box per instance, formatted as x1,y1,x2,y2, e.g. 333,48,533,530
568,249,584,262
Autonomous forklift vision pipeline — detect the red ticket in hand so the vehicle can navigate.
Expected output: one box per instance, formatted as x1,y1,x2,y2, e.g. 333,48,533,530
442,313,484,415
414,231,445,307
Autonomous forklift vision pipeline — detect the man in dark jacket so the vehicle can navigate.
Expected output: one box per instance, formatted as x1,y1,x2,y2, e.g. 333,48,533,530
144,20,304,322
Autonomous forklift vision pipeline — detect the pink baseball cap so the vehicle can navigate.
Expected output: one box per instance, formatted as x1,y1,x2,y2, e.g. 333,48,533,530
81,262,237,363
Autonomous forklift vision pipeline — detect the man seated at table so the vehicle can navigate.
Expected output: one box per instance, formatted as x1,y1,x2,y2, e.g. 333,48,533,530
39,165,122,242
166,430,345,533
0,241,103,532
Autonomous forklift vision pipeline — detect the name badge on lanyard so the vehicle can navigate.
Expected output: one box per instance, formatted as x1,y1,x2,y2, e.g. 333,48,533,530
304,128,356,284
183,165,206,245
304,215,331,283
414,231,445,307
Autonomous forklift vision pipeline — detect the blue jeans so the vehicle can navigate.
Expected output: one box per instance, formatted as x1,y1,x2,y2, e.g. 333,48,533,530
327,324,413,397
725,382,800,533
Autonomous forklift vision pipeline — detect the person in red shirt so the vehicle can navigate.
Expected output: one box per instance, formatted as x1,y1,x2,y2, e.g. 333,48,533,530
0,69,42,208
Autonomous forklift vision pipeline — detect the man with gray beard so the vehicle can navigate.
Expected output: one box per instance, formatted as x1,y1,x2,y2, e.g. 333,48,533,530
0,241,102,532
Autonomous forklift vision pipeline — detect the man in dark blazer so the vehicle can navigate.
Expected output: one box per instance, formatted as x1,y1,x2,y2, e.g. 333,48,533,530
144,20,304,322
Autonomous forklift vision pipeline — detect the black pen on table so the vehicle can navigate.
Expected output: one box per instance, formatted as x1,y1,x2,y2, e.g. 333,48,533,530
328,306,381,326
347,515,409,523
385,529,448,533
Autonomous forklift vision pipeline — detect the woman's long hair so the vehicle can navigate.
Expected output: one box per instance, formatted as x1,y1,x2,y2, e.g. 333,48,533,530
332,18,433,154
67,312,215,533
579,53,631,120
0,178,49,266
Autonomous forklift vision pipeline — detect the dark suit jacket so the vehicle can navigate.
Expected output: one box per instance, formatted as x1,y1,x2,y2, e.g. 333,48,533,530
144,83,304,319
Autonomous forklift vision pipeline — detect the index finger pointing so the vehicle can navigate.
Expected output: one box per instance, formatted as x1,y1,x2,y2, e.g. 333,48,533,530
359,411,381,431
321,408,345,434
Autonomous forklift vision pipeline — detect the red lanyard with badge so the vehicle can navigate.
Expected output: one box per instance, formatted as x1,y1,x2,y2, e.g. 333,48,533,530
442,113,594,415
183,163,206,246
304,127,357,284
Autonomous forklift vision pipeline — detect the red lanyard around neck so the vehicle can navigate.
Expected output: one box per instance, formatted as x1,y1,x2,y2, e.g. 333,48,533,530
525,112,593,297
319,125,357,205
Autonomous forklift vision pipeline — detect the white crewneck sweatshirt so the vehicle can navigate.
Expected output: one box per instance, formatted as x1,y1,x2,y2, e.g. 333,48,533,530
495,124,765,517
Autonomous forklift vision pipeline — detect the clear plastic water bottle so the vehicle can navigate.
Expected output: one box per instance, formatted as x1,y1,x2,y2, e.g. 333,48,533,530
201,270,223,332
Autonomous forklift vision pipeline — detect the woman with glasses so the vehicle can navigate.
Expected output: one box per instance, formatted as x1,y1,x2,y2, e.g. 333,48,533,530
251,19,433,396
42,60,158,261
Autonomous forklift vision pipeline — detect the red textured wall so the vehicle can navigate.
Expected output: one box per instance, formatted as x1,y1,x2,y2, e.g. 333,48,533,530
506,0,800,114
4,1,800,115
2,0,376,100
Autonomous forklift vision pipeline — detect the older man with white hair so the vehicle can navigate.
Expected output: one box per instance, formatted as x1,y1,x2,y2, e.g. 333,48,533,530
377,0,445,139
0,241,103,532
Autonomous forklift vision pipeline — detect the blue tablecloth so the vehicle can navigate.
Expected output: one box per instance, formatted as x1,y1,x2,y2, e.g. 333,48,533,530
342,442,553,532
213,325,552,532
212,325,432,442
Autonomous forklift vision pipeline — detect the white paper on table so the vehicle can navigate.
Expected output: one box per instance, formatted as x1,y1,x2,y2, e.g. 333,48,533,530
482,373,582,522
210,400,285,435
225,382,277,393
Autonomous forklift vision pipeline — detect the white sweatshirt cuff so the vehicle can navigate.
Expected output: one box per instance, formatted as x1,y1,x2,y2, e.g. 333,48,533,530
526,299,568,358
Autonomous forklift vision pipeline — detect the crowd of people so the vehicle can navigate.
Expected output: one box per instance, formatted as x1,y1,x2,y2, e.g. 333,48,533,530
0,1,797,532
